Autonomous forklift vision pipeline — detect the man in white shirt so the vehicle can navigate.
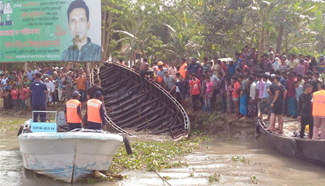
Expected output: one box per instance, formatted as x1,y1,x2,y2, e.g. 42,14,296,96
45,78,55,104
272,57,281,72
248,76,258,117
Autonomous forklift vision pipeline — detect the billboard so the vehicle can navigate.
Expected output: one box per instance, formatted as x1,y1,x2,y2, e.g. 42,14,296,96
0,0,101,62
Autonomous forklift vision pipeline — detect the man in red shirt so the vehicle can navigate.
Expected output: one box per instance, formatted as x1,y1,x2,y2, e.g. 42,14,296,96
286,73,297,118
189,74,201,111
74,74,86,102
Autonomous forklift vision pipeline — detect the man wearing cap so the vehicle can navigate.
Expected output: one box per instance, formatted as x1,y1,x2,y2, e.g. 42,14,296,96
30,72,47,122
65,91,83,130
187,58,202,78
85,91,107,130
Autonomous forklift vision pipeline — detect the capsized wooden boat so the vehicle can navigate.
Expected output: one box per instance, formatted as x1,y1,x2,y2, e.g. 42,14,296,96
18,120,126,183
95,62,190,139
255,119,325,166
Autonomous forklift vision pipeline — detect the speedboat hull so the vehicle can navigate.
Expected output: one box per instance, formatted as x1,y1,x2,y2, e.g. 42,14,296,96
19,131,123,183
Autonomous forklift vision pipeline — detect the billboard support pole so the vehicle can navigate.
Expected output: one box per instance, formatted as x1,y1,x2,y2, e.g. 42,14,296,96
24,62,28,73
86,62,92,85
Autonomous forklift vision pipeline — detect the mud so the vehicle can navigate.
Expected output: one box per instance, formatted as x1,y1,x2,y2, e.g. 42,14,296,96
119,139,325,186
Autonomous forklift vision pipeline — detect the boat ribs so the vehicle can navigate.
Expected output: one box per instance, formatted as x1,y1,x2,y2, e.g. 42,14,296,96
98,62,190,138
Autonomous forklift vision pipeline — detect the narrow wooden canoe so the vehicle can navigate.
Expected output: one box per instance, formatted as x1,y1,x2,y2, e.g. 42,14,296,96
256,119,325,166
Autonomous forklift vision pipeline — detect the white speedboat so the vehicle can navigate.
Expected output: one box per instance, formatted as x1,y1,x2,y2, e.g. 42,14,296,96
18,112,129,183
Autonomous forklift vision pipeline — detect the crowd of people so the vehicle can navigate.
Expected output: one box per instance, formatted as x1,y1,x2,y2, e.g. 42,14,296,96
134,46,325,140
1,46,325,139
0,65,91,111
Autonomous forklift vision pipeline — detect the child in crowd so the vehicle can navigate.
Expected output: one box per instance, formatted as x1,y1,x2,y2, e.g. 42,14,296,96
231,77,240,117
226,78,233,113
203,76,213,112
10,84,18,111
19,84,30,110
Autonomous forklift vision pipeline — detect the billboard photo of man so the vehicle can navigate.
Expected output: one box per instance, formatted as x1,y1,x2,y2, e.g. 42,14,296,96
62,0,101,62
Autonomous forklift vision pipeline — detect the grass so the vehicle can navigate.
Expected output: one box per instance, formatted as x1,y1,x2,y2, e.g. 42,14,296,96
82,136,205,183
208,172,221,183
109,137,204,174
250,175,258,184
231,155,250,164
0,116,27,134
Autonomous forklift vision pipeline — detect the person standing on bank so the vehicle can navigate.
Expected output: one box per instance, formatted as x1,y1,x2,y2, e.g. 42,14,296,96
268,76,286,134
312,84,325,139
30,72,47,122
87,79,103,99
298,84,313,139
65,91,83,130
85,91,107,130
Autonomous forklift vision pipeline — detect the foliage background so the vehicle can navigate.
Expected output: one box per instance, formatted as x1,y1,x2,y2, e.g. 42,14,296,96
101,0,325,64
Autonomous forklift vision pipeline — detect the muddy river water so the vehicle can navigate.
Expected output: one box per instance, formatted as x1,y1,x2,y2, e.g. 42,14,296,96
1,133,325,186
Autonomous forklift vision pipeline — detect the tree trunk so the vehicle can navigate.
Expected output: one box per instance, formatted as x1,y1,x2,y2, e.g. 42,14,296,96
276,23,284,53
101,0,112,62
258,11,265,63
101,9,107,59
284,31,289,53
104,13,112,60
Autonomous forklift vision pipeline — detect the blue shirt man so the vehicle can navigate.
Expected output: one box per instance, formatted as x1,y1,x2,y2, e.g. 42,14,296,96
30,73,47,122
227,62,236,77
187,59,202,77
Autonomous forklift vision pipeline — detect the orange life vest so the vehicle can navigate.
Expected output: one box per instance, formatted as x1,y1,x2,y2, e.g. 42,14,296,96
66,99,82,123
157,75,163,83
156,69,163,83
87,99,103,123
312,90,325,117
179,63,187,79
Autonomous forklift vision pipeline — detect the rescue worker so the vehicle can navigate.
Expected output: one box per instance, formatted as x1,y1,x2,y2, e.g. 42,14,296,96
312,84,325,139
85,91,107,130
30,72,47,122
65,91,83,130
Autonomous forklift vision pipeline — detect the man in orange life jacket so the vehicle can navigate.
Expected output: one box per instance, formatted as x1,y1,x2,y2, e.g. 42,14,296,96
65,91,83,130
312,84,325,139
85,90,107,130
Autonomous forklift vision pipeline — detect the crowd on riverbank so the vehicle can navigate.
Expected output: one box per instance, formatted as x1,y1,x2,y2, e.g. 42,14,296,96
134,47,325,139
0,65,91,111
0,46,325,139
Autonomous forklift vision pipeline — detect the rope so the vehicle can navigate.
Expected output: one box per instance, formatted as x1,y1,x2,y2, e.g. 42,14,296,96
154,171,173,186
104,114,135,137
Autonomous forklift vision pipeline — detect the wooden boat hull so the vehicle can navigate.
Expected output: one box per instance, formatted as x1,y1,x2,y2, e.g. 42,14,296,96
96,62,190,138
19,131,123,183
256,119,325,166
